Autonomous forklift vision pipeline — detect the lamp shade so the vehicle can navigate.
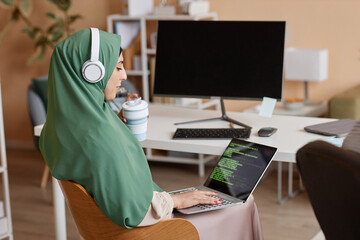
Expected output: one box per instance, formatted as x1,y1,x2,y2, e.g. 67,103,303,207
284,48,328,82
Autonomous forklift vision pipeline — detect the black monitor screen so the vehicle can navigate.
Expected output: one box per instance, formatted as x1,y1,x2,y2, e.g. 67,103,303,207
154,21,286,100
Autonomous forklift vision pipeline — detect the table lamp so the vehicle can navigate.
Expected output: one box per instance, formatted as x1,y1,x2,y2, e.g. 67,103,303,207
284,47,328,105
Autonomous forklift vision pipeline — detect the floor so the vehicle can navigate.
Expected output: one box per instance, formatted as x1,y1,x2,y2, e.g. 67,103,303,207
4,148,321,240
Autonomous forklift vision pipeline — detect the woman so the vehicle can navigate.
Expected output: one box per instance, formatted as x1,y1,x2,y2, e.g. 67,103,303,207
40,28,221,228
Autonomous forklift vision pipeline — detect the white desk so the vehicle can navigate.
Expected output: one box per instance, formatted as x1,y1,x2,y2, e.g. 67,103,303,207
142,104,332,162
34,104,335,240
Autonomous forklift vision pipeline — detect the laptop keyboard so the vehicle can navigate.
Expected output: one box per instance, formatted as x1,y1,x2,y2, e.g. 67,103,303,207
171,187,235,209
173,128,251,139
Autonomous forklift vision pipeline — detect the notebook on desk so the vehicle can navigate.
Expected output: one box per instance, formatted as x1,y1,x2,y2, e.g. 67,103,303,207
304,119,357,137
169,138,277,214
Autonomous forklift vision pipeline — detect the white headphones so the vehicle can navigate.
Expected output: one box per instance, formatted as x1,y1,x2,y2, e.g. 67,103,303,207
82,28,105,83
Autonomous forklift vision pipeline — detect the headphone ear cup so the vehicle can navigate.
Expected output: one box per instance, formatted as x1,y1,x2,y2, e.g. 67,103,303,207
82,60,105,83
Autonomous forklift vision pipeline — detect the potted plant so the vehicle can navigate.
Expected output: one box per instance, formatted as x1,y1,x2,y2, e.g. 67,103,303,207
0,0,82,189
0,0,82,63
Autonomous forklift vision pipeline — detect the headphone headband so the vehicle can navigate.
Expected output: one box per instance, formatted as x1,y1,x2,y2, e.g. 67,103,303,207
90,28,100,62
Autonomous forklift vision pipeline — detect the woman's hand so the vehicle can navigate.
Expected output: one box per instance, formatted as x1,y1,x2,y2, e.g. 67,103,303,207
170,190,222,209
118,93,141,123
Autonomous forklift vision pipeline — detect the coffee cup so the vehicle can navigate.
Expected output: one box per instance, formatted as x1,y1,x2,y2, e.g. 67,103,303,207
122,97,148,141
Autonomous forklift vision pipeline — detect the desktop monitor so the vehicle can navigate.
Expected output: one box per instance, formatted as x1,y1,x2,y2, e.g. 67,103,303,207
154,20,286,127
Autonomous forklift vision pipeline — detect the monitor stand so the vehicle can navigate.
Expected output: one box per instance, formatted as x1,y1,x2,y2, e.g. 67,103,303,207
174,98,251,128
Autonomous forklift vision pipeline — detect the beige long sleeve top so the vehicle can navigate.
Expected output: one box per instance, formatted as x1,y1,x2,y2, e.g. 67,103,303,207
138,191,174,227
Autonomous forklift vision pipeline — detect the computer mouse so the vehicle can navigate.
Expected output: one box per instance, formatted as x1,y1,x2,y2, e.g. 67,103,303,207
258,127,277,137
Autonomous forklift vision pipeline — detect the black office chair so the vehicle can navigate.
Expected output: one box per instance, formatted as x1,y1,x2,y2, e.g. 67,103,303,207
296,140,360,240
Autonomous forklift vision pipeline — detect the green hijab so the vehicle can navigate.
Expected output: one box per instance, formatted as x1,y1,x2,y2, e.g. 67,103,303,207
39,28,161,228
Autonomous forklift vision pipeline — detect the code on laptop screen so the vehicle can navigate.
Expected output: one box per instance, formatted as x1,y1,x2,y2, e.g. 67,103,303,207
204,138,277,200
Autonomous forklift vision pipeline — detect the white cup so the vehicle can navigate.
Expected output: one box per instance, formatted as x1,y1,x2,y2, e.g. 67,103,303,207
122,97,148,141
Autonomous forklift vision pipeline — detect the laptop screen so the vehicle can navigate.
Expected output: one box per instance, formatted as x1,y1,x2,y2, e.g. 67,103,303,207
204,138,277,201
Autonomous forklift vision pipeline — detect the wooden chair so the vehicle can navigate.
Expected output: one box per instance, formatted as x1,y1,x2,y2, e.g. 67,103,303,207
58,180,200,240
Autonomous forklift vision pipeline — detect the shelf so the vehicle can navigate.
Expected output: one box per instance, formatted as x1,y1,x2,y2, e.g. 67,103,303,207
0,82,12,240
145,12,218,20
0,232,10,240
107,12,218,102
146,48,156,55
126,70,150,76
0,217,9,239
107,12,218,25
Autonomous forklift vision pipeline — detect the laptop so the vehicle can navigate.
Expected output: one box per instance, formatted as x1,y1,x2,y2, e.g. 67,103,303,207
169,138,277,214
304,119,357,138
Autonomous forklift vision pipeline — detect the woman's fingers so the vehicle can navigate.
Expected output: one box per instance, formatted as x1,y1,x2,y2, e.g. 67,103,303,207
198,196,221,205
198,190,218,196
171,190,222,209
126,93,140,101
120,95,140,122
196,191,221,204
118,109,126,123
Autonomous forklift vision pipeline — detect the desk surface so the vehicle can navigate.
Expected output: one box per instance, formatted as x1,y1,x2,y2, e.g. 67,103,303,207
35,104,335,163
142,104,334,163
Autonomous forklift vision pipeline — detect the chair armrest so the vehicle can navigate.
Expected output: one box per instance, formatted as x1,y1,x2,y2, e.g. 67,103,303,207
120,218,199,240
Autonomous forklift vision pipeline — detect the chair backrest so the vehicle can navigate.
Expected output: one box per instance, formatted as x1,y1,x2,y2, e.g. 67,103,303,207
27,85,47,150
27,85,46,126
58,180,199,240
296,140,360,240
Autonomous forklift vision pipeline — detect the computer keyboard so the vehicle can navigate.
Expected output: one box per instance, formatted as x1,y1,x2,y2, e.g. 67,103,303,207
173,128,251,139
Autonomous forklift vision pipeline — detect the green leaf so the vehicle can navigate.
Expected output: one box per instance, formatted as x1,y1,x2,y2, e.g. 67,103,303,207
27,44,46,64
0,0,14,8
34,36,48,48
47,0,71,11
19,0,32,16
68,14,82,24
46,23,64,43
49,31,63,43
46,12,64,25
22,26,33,38
46,23,60,34
22,26,41,39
